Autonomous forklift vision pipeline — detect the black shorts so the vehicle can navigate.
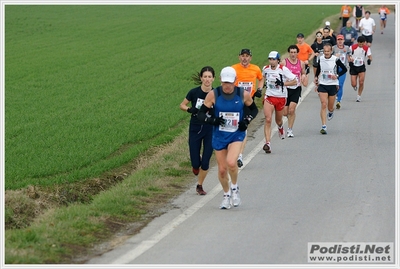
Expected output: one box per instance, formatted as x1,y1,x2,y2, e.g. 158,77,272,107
317,84,338,96
285,86,302,106
363,34,373,43
350,64,366,75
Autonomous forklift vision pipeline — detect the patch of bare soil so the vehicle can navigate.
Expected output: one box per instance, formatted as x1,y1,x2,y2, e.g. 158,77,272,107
2,131,193,262
5,172,127,230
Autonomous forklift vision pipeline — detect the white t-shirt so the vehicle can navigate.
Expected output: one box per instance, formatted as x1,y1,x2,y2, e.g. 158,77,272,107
262,64,297,98
350,45,372,67
317,55,340,86
359,17,376,36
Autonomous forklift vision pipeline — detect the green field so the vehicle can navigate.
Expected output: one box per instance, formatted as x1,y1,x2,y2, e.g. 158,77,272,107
5,5,340,190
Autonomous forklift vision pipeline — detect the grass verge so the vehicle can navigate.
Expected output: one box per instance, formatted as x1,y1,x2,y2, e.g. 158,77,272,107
5,121,203,263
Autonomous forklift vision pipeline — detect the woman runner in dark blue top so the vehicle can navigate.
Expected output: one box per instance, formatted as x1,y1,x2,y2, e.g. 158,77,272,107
180,66,215,195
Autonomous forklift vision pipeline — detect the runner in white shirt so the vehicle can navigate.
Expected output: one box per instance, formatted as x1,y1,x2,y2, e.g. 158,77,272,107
359,10,376,47
261,51,297,153
349,35,372,102
314,43,347,135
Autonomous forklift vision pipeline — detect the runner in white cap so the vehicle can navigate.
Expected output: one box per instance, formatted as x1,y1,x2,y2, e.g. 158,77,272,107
197,66,258,209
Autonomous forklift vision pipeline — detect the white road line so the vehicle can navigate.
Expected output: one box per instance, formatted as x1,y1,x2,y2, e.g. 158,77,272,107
111,182,223,264
111,82,315,264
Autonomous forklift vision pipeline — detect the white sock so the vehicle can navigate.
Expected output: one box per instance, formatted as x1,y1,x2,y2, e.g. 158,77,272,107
231,184,238,190
224,191,231,196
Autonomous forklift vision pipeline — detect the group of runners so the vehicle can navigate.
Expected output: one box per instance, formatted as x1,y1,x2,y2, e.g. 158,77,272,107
179,10,379,209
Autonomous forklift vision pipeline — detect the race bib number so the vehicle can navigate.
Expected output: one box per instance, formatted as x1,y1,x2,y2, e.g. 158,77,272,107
238,81,253,93
219,112,239,132
354,57,364,66
195,98,204,109
345,33,352,40
322,71,336,80
336,52,346,63
267,82,280,90
267,74,280,90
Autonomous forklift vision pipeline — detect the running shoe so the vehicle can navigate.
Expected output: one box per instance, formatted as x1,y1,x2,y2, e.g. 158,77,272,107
263,142,271,154
353,86,358,91
196,184,207,195
237,156,243,168
219,195,231,209
320,125,327,135
231,187,241,207
192,167,199,176
287,129,294,138
356,95,361,102
327,111,334,121
336,102,341,109
278,126,285,139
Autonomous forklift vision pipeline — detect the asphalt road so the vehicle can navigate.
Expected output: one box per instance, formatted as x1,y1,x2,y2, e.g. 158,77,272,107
88,13,397,267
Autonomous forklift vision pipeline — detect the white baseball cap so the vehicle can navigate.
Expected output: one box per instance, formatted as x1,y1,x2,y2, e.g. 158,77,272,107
220,66,236,83
268,51,280,60
325,21,330,26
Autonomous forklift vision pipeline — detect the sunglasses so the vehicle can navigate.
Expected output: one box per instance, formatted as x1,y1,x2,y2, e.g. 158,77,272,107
316,34,322,37
268,58,277,60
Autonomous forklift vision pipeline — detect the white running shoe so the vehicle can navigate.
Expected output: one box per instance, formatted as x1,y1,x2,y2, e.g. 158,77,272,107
287,129,294,138
231,187,241,207
356,95,361,102
237,155,243,168
219,195,231,209
353,86,358,91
